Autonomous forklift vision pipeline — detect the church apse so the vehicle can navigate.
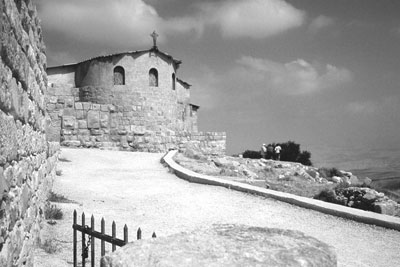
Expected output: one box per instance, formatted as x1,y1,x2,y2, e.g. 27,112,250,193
46,34,226,155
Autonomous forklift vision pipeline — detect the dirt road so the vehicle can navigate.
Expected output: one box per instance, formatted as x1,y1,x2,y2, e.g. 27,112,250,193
34,148,400,266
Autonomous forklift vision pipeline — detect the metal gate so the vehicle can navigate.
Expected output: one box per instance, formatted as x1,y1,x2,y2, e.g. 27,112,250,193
72,210,156,267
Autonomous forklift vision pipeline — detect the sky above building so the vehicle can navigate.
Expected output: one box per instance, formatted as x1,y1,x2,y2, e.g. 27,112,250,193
34,0,400,155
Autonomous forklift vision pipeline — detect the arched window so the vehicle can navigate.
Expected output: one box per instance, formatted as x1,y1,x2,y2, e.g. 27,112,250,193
149,68,158,87
113,66,125,85
172,73,176,90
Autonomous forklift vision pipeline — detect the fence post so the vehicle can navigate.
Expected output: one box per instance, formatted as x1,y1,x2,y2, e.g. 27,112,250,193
82,212,86,267
91,215,95,267
73,210,77,267
112,221,116,252
101,218,105,257
74,211,151,267
124,224,128,245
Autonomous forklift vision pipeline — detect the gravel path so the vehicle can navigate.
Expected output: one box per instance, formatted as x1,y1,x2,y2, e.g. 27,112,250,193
35,148,400,266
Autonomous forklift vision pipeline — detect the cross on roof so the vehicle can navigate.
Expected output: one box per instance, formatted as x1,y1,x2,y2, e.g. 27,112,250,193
150,30,159,48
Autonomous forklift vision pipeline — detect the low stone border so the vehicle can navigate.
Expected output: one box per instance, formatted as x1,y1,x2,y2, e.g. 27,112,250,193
163,150,400,231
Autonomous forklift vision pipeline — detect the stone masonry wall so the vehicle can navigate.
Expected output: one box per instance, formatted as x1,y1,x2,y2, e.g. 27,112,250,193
46,54,226,155
46,83,225,155
0,0,59,266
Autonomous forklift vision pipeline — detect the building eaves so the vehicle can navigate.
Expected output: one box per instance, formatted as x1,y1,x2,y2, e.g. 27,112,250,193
190,103,200,109
177,78,191,88
47,62,78,70
47,47,182,69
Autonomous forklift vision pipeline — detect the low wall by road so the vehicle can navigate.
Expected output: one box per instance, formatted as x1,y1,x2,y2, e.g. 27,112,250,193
163,150,400,231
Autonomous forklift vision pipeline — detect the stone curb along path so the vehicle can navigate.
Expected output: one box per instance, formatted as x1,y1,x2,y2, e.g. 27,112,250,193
162,150,400,231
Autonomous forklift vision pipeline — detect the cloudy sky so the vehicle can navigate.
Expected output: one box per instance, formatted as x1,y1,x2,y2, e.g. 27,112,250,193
33,0,400,155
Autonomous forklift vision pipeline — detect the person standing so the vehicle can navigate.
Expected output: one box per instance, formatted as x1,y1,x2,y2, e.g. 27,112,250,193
274,145,282,160
260,144,267,159
267,144,274,159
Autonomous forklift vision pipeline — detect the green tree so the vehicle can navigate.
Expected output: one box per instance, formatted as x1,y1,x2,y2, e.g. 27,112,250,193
242,141,312,166
242,150,261,159
275,141,312,166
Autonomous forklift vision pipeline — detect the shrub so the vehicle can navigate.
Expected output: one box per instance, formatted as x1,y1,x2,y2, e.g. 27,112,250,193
334,182,352,190
242,141,312,165
48,191,74,203
41,239,58,254
45,204,63,220
242,150,261,159
297,151,312,166
58,157,71,162
278,141,299,162
276,141,312,165
314,188,337,202
318,167,343,178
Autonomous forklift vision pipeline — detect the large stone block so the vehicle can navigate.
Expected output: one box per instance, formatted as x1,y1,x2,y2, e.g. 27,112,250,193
101,225,337,267
78,120,87,129
131,125,145,135
65,96,74,108
0,112,18,162
75,102,83,110
82,102,91,110
75,110,86,120
62,116,76,129
90,129,103,136
87,110,100,129
63,108,75,116
100,105,109,112
100,112,109,128
62,140,81,147
54,85,73,96
92,104,100,110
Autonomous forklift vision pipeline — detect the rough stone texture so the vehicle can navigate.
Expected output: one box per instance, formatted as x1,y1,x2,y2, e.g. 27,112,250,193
314,186,400,217
101,224,337,267
175,153,400,217
174,153,337,197
0,0,59,266
46,49,226,155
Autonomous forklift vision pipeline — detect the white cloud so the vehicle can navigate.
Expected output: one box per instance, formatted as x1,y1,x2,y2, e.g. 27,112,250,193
236,56,353,95
199,0,305,38
37,0,305,48
308,15,334,33
37,0,199,48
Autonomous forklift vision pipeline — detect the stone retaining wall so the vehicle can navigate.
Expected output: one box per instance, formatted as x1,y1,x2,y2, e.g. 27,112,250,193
0,0,59,265
46,84,226,155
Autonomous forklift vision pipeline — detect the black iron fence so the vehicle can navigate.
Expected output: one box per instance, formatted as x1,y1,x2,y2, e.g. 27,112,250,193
72,210,156,267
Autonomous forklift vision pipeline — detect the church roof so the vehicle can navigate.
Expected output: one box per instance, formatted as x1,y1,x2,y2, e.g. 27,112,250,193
190,103,200,109
176,78,191,88
47,47,182,69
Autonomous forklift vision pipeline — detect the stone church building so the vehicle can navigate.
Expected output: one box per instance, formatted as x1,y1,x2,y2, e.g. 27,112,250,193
46,34,226,154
